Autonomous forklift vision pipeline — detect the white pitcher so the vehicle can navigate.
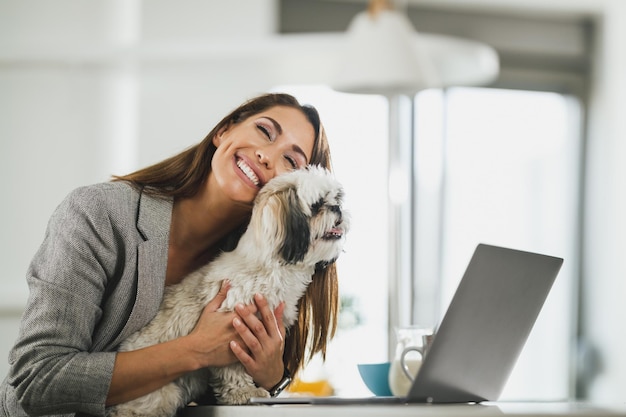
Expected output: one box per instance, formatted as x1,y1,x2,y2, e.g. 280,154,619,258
388,326,433,397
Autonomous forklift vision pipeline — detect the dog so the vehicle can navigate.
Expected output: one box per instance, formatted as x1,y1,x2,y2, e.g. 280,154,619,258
106,166,350,417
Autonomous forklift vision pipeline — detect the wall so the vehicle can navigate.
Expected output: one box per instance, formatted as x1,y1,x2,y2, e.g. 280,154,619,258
582,0,626,402
0,0,278,379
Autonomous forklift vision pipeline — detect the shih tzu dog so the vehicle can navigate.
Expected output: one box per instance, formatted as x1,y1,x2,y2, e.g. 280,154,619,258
106,166,350,417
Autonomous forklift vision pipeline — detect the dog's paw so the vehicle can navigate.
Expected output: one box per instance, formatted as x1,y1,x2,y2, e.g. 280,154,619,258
219,386,270,405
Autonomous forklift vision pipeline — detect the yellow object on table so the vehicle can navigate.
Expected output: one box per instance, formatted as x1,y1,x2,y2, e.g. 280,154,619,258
286,378,334,397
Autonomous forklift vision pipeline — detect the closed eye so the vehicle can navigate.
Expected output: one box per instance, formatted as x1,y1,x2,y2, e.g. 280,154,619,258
257,123,272,140
285,155,298,169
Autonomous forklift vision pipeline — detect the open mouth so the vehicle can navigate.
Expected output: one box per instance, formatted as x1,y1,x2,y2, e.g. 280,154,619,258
236,158,261,187
323,226,344,240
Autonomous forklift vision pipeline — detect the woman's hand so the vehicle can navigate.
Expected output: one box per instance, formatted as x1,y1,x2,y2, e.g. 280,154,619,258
230,293,287,390
187,281,243,368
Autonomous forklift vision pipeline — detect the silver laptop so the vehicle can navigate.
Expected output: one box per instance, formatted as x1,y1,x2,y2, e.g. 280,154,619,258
251,243,563,405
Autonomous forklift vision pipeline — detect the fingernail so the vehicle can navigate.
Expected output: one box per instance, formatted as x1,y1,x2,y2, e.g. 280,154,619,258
233,318,241,326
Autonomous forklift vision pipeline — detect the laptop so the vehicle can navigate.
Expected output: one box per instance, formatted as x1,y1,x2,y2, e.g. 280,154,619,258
250,243,563,405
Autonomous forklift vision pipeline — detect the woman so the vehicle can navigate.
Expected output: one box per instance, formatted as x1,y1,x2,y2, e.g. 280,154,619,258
0,93,339,416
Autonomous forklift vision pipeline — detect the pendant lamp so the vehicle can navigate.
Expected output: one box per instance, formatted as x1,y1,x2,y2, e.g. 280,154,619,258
331,0,498,95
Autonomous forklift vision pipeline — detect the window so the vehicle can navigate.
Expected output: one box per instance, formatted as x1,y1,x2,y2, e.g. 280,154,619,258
277,84,582,400
278,1,591,400
427,87,581,400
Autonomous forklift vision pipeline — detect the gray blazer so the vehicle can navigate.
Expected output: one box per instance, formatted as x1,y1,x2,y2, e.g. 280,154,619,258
0,182,173,417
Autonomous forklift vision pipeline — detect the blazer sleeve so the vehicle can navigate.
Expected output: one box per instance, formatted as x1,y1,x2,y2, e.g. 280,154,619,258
7,185,130,417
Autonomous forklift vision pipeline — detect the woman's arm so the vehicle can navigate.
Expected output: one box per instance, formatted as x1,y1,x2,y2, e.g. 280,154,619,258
106,283,240,405
9,186,131,416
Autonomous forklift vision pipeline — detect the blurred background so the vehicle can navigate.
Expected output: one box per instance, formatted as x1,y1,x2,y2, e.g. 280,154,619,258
1,0,625,403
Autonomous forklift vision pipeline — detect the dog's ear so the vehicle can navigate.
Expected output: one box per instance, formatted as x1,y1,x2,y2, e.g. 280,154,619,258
279,187,310,264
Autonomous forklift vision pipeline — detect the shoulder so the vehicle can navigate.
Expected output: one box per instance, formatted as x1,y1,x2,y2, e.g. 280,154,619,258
65,181,139,208
60,182,138,218
42,182,142,247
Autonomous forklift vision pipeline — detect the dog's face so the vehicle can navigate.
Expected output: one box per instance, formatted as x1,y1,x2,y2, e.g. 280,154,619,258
250,165,350,270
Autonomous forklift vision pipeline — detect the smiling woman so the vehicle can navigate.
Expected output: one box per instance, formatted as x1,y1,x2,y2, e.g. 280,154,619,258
0,92,342,416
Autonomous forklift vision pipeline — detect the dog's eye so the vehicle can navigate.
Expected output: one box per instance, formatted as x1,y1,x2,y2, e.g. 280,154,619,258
311,199,324,215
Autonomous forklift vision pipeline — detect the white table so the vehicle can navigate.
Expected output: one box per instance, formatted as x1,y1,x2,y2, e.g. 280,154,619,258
179,402,626,417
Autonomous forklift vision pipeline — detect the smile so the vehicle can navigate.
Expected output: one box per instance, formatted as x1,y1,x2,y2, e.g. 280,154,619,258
236,158,260,187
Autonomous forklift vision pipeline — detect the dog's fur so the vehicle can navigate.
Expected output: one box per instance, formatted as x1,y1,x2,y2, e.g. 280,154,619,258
106,166,349,417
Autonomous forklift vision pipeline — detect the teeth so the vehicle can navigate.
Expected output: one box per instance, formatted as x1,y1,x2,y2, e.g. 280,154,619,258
237,159,259,186
323,227,343,240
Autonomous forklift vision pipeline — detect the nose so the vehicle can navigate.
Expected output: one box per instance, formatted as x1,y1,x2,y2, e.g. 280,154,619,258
256,147,291,177
256,149,271,169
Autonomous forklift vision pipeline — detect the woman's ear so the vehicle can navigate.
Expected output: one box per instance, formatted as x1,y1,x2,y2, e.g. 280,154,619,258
213,126,228,147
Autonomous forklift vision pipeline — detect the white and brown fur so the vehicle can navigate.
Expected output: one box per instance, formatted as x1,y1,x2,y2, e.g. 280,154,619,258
106,166,350,417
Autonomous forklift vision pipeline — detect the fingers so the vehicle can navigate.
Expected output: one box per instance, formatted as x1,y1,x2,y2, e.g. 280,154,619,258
232,295,283,356
230,313,265,377
255,294,284,341
234,303,266,352
205,280,230,312
272,302,286,340
230,294,286,389
234,295,283,341
229,325,255,365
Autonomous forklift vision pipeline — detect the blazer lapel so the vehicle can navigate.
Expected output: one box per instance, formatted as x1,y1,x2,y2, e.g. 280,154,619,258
108,191,172,349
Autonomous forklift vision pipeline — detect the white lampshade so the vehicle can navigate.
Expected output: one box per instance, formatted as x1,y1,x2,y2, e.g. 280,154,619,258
331,7,499,95
332,9,439,95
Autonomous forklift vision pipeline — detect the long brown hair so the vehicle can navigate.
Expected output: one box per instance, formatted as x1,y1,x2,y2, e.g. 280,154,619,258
113,93,338,377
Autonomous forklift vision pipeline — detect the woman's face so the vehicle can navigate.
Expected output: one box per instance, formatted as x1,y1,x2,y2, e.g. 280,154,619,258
211,105,316,205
